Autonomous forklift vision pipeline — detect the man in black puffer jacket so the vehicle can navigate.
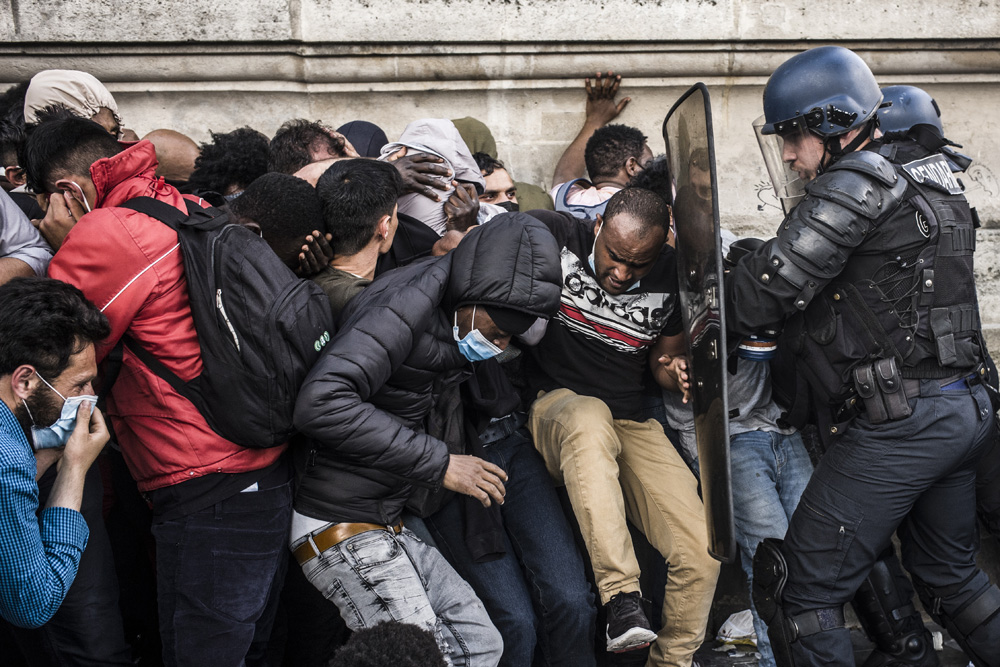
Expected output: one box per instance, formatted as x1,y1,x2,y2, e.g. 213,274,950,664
291,213,562,667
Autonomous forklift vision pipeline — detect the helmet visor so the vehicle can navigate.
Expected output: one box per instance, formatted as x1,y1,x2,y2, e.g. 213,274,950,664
753,115,806,215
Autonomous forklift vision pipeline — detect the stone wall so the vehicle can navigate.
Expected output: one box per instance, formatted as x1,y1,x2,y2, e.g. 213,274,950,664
3,0,1000,337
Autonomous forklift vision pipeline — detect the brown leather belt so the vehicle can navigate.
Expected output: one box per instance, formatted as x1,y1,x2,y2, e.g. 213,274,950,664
293,520,404,566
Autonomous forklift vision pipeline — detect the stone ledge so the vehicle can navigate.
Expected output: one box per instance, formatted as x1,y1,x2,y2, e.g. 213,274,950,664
1,40,998,84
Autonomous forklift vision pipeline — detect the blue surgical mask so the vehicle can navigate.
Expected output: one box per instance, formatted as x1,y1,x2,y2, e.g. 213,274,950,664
453,305,502,362
22,373,97,450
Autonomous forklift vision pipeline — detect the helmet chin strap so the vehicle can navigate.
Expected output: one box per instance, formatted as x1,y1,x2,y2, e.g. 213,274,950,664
820,120,877,174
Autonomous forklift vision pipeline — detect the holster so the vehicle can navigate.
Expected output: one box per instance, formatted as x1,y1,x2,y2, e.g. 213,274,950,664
853,358,912,424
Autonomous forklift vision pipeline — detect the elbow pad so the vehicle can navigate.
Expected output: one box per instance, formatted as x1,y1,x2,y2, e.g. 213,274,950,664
767,152,907,294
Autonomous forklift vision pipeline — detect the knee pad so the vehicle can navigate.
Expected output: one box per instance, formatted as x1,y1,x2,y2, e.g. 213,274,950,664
752,539,787,628
852,553,938,666
752,538,847,667
913,576,1000,667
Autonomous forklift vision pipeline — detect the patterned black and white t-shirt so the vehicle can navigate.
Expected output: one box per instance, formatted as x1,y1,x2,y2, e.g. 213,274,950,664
526,212,682,420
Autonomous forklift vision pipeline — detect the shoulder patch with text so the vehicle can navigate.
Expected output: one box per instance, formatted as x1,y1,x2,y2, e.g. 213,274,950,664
901,154,964,195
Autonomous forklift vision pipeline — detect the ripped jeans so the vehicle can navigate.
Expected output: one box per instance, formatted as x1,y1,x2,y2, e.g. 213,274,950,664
296,526,502,667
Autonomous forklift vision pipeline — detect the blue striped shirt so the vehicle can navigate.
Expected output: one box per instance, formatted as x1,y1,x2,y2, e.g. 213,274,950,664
0,400,88,628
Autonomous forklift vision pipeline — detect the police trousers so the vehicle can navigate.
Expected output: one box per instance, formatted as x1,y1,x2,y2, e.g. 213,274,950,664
781,379,999,665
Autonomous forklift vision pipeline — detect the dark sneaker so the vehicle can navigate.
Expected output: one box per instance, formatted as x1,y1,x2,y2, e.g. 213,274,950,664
605,591,657,653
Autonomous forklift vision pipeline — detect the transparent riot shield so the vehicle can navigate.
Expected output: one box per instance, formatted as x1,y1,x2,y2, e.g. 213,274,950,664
662,83,735,563
753,115,808,214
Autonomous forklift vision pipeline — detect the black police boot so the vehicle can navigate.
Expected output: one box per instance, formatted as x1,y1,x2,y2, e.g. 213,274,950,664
861,628,940,667
853,550,942,667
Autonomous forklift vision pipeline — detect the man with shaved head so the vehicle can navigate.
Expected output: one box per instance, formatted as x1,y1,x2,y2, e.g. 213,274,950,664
524,188,719,665
141,129,200,185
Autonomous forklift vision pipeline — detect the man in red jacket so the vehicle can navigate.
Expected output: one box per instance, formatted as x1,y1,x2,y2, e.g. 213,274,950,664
24,115,291,667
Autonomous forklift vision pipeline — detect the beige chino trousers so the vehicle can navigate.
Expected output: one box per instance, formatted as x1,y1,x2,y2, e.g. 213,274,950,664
528,388,720,667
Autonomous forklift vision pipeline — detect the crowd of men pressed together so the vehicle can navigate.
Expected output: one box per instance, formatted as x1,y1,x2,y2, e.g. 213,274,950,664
0,45,999,667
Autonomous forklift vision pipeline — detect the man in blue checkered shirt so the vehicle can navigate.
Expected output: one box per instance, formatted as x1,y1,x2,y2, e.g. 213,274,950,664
0,277,110,628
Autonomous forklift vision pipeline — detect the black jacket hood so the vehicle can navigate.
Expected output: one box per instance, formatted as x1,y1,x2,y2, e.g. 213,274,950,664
445,212,562,320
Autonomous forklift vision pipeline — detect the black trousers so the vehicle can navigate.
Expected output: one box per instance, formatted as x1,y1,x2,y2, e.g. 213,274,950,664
781,380,1000,665
4,460,132,666
151,479,292,667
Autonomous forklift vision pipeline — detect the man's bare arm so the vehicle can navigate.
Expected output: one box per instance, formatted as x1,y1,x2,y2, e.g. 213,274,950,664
551,71,631,188
0,257,34,286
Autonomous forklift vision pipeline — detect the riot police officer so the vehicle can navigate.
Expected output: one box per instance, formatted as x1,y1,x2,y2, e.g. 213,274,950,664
726,46,1000,666
878,83,1000,535
878,85,945,136
878,84,974,174
845,83,987,667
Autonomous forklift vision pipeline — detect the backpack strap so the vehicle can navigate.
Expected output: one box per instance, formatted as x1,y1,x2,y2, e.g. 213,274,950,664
119,196,225,231
554,178,589,208
97,338,124,411
118,196,188,229
122,334,196,402
98,332,201,417
553,178,609,220
114,196,215,405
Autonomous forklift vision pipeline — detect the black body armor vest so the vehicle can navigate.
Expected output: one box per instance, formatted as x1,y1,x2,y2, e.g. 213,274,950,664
780,140,982,427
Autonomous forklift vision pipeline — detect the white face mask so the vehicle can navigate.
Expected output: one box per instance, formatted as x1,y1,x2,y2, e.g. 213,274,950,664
23,373,96,450
64,181,92,213
587,222,603,273
517,317,548,347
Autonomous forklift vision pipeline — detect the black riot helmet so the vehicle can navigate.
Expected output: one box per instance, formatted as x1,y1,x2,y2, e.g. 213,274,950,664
755,47,883,211
877,84,972,172
877,85,943,136
761,46,882,139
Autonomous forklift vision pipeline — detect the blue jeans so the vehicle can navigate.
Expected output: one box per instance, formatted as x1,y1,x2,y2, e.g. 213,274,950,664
298,527,503,667
426,429,597,667
728,430,812,667
783,381,1000,665
152,480,292,667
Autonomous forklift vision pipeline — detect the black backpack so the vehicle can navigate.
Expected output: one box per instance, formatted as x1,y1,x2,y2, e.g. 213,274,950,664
113,196,334,448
